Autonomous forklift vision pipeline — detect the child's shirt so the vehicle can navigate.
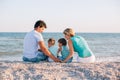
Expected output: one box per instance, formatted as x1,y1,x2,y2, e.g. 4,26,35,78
61,46,70,60
48,46,58,62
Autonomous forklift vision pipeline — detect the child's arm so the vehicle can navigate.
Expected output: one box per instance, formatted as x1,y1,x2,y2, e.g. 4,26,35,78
57,47,61,53
62,39,74,63
57,47,62,57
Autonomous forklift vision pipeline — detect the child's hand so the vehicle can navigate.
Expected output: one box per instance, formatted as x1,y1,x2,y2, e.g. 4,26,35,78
58,47,62,52
61,60,66,63
59,60,62,63
54,59,61,62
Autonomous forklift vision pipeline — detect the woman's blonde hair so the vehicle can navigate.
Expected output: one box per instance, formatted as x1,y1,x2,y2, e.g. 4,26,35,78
63,28,75,37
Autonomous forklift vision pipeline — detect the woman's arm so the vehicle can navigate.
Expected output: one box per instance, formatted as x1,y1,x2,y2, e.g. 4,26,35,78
38,41,61,62
62,39,74,63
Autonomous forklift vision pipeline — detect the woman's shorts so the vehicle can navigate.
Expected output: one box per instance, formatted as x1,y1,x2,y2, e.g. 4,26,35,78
77,54,96,63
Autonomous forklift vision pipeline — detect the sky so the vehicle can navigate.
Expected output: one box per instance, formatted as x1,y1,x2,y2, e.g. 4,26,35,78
0,0,120,33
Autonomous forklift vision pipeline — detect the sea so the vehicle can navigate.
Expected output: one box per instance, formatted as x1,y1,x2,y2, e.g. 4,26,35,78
0,32,120,62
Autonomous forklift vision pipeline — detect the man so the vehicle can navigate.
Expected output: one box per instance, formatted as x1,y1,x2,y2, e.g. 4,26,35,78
23,20,60,62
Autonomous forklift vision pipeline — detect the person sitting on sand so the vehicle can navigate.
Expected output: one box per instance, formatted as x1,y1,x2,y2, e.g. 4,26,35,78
23,20,60,62
57,38,73,63
47,38,58,62
62,28,95,63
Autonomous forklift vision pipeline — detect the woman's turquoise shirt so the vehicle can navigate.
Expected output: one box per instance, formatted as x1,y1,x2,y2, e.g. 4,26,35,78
71,35,92,58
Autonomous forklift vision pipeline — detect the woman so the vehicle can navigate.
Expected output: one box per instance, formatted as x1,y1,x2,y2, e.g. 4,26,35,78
62,28,95,63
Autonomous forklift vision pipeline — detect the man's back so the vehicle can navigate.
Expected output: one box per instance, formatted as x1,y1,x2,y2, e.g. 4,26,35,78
23,30,43,58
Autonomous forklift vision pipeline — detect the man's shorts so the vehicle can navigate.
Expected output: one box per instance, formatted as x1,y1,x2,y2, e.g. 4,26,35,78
23,51,48,63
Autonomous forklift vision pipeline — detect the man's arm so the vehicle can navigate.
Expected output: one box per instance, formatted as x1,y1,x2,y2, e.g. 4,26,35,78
38,41,61,62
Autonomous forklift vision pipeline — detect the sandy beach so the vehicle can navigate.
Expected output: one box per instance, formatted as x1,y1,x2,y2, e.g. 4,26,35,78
0,61,119,80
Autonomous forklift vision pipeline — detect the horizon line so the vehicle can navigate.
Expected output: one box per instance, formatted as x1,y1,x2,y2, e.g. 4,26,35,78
0,31,120,33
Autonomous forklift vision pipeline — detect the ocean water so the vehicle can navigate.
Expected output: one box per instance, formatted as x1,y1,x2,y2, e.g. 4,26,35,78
0,32,120,62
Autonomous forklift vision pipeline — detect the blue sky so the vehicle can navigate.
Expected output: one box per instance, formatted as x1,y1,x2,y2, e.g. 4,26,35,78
0,0,120,32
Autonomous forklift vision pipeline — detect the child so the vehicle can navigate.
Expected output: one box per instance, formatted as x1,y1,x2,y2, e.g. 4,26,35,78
58,38,73,63
47,38,58,62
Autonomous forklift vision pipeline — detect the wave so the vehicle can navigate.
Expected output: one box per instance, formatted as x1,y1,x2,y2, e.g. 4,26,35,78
0,53,120,62
0,38,23,41
95,56,120,62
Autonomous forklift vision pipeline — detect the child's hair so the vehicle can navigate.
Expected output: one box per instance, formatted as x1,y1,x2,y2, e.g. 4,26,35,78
58,38,67,46
48,38,55,45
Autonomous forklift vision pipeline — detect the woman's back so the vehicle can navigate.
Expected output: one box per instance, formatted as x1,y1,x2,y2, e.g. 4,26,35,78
71,35,92,58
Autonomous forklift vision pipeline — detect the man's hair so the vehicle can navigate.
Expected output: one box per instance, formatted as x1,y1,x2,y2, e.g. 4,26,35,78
34,20,47,28
58,38,67,46
48,38,55,45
